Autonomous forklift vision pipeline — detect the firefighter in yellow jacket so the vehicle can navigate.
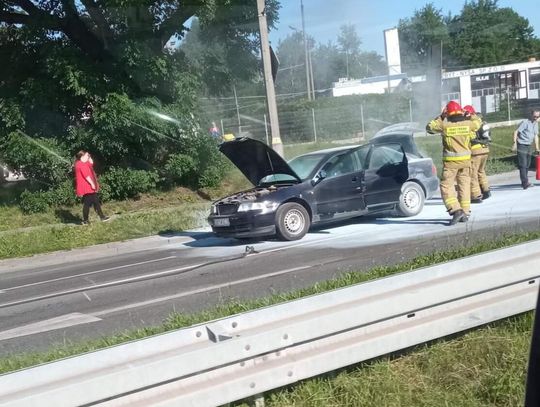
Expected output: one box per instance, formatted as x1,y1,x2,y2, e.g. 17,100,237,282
426,101,482,225
463,105,492,203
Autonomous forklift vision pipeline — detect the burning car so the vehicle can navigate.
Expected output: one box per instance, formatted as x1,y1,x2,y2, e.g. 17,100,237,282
208,134,439,241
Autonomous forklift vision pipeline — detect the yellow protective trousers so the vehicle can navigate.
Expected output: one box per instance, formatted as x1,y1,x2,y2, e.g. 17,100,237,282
470,153,489,199
440,160,472,215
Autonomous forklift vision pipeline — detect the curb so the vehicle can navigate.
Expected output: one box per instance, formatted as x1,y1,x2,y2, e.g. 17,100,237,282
0,231,210,274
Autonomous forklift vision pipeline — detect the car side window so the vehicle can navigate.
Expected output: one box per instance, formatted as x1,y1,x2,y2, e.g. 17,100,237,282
323,152,357,178
368,145,404,170
351,145,370,169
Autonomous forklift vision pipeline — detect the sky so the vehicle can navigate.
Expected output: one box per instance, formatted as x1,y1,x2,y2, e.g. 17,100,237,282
269,0,540,56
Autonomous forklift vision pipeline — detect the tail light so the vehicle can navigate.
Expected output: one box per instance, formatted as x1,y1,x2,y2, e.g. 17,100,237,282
432,163,437,176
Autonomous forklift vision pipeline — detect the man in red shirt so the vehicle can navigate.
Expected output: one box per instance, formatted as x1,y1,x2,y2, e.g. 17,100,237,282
74,150,109,225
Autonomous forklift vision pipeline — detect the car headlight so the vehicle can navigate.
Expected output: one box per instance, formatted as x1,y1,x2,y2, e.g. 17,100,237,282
237,201,279,214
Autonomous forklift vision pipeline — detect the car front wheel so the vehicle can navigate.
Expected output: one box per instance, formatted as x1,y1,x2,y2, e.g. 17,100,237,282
396,181,425,217
275,202,310,241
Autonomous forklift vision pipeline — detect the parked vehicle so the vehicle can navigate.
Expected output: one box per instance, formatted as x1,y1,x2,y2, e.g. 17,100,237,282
208,134,439,241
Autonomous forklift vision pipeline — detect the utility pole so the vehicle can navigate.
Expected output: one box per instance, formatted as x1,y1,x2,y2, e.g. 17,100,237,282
300,0,312,101
257,0,283,156
309,48,315,99
233,84,241,135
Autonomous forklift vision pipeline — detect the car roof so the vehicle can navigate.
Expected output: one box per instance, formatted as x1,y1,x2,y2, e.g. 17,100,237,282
297,145,358,157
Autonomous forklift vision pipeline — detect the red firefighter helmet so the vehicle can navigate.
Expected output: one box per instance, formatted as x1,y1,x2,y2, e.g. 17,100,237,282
446,100,463,116
463,105,476,115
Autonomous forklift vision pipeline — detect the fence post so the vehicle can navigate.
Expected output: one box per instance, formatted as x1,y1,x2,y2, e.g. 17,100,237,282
220,119,225,135
409,99,413,123
312,108,317,143
507,88,511,123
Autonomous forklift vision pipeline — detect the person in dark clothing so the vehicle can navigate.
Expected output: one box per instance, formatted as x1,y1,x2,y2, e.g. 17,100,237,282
74,150,110,225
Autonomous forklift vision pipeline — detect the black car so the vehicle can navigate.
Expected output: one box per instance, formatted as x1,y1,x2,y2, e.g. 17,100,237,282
208,134,439,241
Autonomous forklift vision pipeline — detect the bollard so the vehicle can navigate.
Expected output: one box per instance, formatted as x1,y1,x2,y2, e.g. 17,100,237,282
536,155,540,181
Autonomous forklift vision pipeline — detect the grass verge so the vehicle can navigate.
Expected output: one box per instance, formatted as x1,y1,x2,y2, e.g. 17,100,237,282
1,228,539,399
0,203,209,259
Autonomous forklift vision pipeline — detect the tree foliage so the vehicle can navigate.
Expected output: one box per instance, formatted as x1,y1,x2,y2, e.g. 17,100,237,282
398,3,449,74
446,0,537,68
273,25,386,95
398,1,539,73
0,0,280,194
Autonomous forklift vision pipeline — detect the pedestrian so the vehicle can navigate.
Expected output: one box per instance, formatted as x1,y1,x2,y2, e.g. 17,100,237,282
74,150,110,225
426,100,482,225
513,110,540,189
209,121,221,139
463,105,492,203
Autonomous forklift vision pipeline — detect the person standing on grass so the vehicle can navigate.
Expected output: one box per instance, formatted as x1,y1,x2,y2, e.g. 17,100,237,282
513,110,540,189
74,150,110,225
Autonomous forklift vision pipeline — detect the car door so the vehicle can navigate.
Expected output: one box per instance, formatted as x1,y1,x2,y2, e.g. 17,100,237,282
313,151,364,215
362,143,409,208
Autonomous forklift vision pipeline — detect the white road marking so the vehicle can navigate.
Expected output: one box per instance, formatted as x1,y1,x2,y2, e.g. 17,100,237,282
0,313,102,341
83,292,91,302
3,256,176,292
93,265,312,317
0,263,205,308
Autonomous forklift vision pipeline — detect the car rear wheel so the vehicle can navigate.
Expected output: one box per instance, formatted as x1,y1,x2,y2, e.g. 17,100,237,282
396,181,425,217
275,202,310,241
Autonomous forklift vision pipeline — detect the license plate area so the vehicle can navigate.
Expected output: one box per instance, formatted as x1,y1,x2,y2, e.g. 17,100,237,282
213,218,230,227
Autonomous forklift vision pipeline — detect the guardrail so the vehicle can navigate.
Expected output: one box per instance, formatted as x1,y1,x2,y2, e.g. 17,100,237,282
1,240,539,407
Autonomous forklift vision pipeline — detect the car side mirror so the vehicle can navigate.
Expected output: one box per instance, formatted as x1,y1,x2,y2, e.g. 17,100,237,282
311,169,327,186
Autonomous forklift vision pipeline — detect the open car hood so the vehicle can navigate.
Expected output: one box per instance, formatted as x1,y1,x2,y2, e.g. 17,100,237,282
219,137,302,185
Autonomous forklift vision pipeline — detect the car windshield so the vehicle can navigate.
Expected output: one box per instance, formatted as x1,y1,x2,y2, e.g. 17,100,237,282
288,153,326,180
2,1,540,403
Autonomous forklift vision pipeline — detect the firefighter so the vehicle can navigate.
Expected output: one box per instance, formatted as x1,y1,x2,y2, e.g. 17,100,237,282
426,101,482,225
463,105,492,203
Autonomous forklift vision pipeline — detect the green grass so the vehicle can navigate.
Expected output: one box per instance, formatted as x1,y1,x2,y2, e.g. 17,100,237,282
2,230,539,380
0,203,210,259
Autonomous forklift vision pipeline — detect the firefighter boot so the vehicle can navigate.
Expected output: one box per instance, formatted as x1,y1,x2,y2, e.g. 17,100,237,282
482,190,491,200
449,209,466,226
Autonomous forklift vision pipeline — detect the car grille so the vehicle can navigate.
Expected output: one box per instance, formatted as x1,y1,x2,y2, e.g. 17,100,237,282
216,203,238,215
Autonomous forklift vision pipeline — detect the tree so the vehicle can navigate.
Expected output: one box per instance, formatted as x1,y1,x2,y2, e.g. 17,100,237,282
274,31,312,96
0,0,280,100
398,3,449,75
446,0,538,68
0,1,280,190
337,24,361,79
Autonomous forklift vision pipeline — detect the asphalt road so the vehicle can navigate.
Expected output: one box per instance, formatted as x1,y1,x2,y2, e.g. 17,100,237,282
1,172,540,357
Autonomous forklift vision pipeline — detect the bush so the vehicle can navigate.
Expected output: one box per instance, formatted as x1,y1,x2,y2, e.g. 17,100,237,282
100,168,159,201
0,131,71,186
198,165,224,189
19,190,51,214
49,179,78,207
164,154,197,185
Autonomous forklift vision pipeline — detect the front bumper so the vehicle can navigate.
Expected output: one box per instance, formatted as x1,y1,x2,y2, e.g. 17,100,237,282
208,211,276,238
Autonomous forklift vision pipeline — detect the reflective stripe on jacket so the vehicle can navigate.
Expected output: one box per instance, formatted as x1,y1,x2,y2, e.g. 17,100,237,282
427,115,481,162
